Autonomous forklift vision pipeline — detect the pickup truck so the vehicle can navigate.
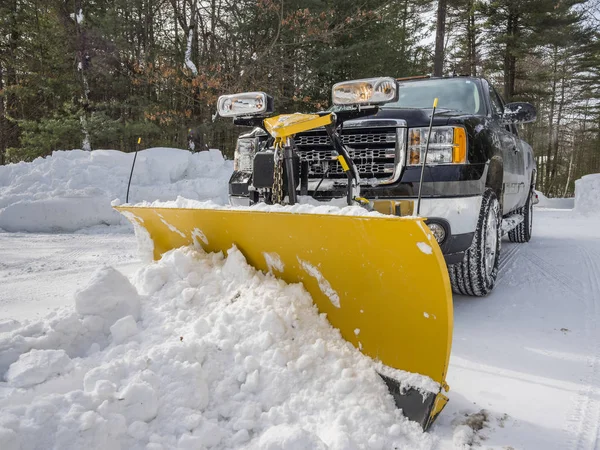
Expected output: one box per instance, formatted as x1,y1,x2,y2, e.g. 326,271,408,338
227,76,537,296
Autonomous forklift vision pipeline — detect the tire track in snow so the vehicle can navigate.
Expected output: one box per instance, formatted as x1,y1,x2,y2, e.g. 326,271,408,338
566,247,600,450
521,251,586,299
495,242,522,286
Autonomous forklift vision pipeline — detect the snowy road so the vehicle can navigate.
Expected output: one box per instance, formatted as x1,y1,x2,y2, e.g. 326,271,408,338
1,208,599,449
436,208,600,449
0,230,141,322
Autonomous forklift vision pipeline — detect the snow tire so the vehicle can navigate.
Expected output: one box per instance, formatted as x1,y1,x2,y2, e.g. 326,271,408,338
448,188,501,297
508,191,533,243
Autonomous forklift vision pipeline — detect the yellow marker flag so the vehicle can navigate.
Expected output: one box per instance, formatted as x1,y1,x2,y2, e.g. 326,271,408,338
433,98,438,108
137,137,142,145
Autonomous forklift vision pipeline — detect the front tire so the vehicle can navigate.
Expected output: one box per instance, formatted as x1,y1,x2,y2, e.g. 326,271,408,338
448,189,501,297
508,191,533,243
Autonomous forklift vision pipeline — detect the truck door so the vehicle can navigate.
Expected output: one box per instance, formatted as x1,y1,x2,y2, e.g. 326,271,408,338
508,123,528,209
487,86,520,215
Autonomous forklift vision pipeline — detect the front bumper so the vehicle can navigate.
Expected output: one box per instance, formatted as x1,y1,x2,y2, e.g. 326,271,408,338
370,196,480,264
228,192,480,265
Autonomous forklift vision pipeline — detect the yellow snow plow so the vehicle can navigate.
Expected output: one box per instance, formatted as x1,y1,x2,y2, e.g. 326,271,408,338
117,79,453,430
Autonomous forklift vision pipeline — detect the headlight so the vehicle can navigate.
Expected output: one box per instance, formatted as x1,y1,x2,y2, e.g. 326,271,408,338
234,138,257,172
217,92,273,117
332,77,398,106
408,126,467,165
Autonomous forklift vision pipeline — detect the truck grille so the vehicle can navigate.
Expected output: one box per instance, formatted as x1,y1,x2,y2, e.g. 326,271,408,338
294,128,400,180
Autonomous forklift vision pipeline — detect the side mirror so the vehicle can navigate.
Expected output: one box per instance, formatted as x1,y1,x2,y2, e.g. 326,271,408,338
502,102,536,124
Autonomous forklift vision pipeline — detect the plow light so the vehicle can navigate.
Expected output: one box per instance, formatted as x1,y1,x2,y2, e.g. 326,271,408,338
217,92,274,117
332,77,398,106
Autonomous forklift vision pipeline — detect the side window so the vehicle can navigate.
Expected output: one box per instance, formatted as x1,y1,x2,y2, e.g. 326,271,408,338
489,85,519,135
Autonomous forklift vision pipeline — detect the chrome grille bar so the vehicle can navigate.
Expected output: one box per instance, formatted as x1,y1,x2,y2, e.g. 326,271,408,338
294,126,405,184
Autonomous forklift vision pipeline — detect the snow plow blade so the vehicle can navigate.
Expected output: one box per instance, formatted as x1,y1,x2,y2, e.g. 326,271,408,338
116,205,453,430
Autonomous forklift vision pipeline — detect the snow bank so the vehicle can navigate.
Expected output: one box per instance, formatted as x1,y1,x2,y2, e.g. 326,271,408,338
0,246,434,450
0,148,233,233
534,190,574,210
574,173,600,216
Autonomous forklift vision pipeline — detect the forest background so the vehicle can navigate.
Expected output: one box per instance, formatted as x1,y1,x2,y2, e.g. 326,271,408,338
1,0,599,196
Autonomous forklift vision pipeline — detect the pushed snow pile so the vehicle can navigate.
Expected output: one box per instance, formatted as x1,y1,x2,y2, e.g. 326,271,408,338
0,247,434,450
534,190,574,210
0,148,233,232
574,173,600,216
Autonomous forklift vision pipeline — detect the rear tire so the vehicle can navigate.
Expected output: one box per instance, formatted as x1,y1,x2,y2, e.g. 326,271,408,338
449,189,501,297
508,191,533,243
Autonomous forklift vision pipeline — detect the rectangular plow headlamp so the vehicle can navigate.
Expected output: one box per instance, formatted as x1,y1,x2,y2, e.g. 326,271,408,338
332,77,398,106
408,126,467,165
217,92,274,118
234,137,257,172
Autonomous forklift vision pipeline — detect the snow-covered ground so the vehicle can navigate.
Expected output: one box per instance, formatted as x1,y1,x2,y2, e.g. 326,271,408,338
1,150,599,449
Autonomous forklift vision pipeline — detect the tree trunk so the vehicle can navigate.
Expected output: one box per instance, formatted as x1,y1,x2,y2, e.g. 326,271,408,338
5,0,20,157
75,0,91,150
467,0,476,76
544,48,558,193
549,69,566,194
503,7,519,101
433,0,447,77
0,65,5,165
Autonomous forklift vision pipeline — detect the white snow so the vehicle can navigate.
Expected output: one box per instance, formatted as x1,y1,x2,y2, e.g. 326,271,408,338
191,228,208,247
416,242,433,254
184,28,198,75
2,146,600,450
0,148,233,232
500,213,523,235
75,266,141,330
574,173,600,216
534,189,575,209
110,316,139,344
5,349,73,388
0,246,433,450
297,258,341,308
263,252,284,273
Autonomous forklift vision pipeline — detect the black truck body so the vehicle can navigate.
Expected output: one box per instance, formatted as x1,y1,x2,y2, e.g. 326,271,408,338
228,76,537,295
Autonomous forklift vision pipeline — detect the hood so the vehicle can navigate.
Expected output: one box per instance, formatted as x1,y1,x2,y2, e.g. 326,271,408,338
343,108,473,129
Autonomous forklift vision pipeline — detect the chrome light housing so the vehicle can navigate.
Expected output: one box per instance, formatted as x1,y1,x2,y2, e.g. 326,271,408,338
408,126,467,165
234,137,258,172
332,77,398,106
217,92,274,118
427,222,447,244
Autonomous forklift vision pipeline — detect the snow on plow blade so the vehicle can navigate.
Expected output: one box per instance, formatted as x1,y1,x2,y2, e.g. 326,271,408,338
116,205,453,430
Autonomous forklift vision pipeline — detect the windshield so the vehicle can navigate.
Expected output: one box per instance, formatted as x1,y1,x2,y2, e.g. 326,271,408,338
383,78,483,115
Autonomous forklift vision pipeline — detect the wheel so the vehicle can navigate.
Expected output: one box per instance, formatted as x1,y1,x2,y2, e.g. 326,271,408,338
448,188,501,297
508,190,533,243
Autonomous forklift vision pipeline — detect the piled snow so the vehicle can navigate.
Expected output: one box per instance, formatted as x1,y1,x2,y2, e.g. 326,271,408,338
0,148,233,233
534,190,574,210
129,196,400,219
0,246,434,450
5,349,73,388
574,173,600,216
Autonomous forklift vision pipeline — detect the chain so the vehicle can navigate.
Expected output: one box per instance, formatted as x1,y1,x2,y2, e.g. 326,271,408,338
272,140,284,204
